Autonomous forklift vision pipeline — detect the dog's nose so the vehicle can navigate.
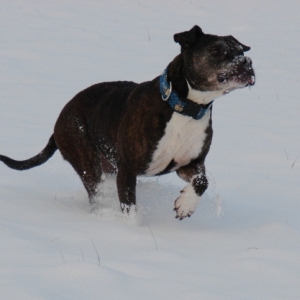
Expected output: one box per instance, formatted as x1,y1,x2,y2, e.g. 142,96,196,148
242,56,252,67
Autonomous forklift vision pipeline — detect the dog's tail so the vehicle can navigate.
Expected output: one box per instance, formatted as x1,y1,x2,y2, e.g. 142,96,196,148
0,134,57,170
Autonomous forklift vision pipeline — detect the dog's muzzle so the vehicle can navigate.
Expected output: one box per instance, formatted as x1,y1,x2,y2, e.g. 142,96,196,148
217,56,255,87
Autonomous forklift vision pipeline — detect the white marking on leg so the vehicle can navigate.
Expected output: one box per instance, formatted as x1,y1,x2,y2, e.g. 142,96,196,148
174,176,200,219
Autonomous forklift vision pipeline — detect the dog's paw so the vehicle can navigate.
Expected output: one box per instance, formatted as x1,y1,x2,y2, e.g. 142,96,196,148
173,185,200,220
120,203,140,224
120,203,137,214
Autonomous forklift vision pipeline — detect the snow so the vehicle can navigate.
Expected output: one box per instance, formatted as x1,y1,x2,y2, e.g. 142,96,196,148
1,0,300,299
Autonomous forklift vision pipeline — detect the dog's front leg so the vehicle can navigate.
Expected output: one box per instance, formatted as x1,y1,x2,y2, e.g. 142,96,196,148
174,163,208,220
116,163,137,214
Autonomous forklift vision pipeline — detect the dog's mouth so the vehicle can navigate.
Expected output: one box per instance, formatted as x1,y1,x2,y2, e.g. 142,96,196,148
217,71,256,87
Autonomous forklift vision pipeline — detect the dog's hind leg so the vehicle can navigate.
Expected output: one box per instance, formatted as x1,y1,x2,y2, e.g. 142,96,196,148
60,144,102,204
54,115,103,204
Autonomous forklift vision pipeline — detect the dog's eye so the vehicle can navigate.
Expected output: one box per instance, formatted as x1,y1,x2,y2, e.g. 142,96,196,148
211,47,225,57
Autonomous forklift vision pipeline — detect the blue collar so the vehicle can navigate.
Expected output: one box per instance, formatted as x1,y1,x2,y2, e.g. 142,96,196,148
159,68,213,120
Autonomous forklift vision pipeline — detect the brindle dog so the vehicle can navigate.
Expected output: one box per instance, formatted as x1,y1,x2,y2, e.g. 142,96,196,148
0,26,255,219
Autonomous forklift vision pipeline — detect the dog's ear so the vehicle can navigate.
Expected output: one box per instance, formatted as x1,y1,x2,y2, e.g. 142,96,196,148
240,43,251,52
228,35,251,52
174,25,203,48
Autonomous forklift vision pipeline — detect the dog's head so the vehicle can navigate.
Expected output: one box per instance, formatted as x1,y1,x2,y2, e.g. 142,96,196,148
174,25,255,94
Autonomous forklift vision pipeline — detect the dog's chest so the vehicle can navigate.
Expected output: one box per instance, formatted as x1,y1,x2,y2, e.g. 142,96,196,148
145,111,210,176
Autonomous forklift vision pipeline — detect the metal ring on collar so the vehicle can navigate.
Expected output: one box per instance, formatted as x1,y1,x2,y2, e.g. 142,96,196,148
162,81,172,101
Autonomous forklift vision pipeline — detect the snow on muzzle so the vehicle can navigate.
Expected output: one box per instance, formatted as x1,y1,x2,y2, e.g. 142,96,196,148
217,56,255,86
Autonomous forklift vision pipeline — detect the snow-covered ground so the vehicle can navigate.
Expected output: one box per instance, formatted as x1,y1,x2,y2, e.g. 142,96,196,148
1,1,300,299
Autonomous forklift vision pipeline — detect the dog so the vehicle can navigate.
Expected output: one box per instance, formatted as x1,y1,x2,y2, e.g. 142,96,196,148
0,25,255,220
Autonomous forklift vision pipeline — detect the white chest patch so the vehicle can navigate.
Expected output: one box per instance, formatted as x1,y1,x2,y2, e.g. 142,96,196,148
145,111,210,176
